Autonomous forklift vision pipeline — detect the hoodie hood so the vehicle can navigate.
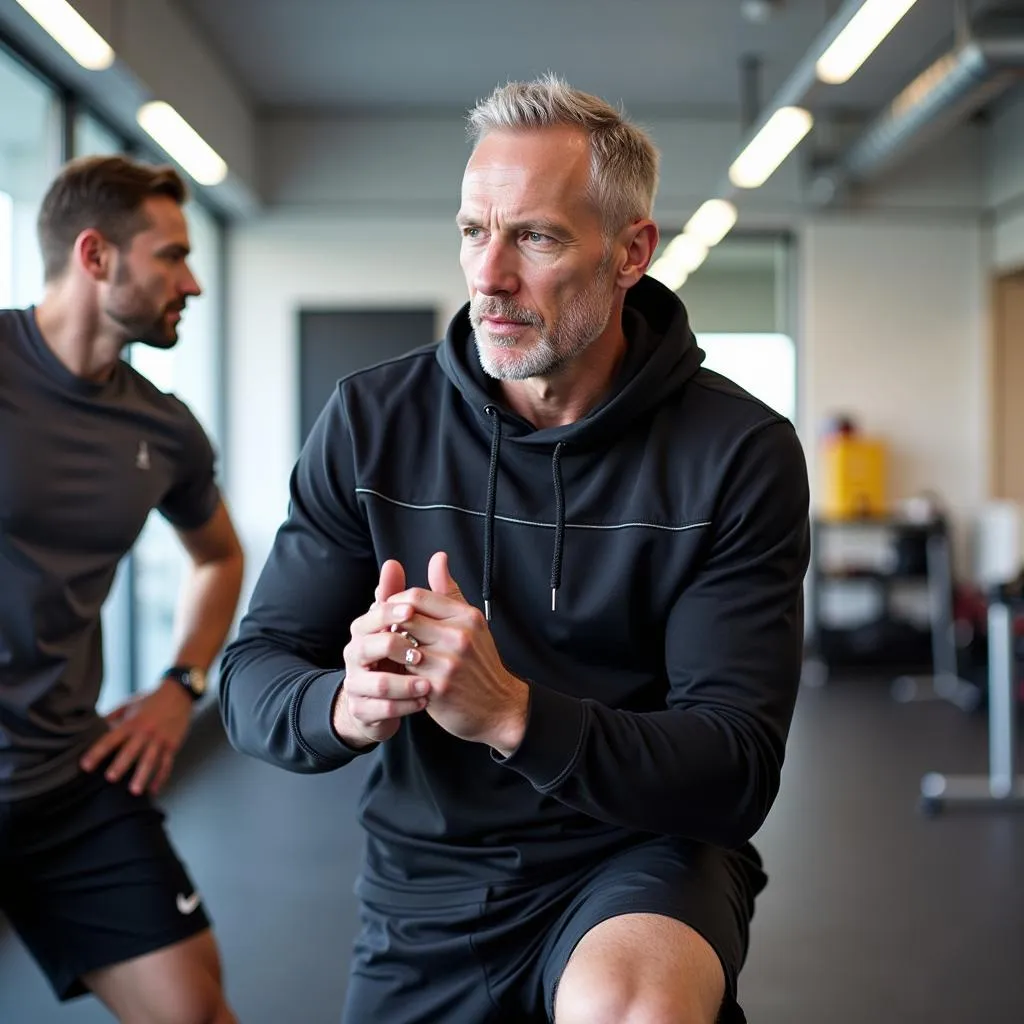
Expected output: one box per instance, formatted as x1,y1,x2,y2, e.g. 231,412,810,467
436,274,705,618
436,274,705,449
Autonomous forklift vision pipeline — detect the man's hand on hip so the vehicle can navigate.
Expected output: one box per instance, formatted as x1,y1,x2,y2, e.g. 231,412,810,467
80,679,194,795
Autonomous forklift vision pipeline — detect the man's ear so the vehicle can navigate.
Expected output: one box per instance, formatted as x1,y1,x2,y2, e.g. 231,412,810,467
74,228,114,283
614,219,659,290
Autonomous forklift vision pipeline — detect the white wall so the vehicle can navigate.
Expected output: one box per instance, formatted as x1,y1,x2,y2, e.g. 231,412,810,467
228,214,467,577
801,215,988,566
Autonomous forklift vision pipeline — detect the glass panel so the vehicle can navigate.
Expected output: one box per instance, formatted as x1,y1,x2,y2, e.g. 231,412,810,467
652,232,797,423
98,561,134,714
0,189,12,307
75,110,123,157
699,332,797,422
0,47,61,306
675,235,790,334
129,201,224,691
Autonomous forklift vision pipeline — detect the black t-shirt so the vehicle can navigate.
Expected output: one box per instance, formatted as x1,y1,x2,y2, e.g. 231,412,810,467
0,307,220,800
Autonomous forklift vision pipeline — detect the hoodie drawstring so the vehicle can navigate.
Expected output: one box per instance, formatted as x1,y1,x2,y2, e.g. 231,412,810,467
482,406,501,621
550,442,566,612
480,408,567,619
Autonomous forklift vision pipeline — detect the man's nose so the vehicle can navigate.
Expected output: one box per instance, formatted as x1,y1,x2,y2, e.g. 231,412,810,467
181,265,202,298
473,238,518,295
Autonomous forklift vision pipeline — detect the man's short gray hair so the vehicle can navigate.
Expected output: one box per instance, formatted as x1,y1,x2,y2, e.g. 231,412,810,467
467,74,660,235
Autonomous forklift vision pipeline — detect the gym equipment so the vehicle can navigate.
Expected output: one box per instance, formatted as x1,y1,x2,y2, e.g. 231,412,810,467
919,592,1024,815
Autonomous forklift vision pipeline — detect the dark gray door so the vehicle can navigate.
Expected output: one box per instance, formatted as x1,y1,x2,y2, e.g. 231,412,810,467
298,308,436,443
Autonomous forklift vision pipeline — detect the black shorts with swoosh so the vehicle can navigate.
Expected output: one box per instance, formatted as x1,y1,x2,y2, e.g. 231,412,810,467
0,758,210,1000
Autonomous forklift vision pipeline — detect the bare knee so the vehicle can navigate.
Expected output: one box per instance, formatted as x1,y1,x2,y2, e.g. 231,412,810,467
554,968,714,1024
88,931,236,1024
115,983,234,1024
553,914,724,1024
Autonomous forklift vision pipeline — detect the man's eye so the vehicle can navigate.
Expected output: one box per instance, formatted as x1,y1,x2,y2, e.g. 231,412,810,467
527,232,547,244
462,227,482,239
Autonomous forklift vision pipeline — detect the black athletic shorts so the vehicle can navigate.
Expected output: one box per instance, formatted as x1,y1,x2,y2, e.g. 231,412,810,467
0,760,211,1000
342,835,765,1024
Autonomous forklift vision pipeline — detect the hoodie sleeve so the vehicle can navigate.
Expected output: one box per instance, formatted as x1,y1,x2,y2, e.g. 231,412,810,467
497,418,810,848
218,388,379,773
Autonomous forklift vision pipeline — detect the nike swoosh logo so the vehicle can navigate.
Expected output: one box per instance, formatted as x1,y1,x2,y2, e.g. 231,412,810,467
176,892,202,915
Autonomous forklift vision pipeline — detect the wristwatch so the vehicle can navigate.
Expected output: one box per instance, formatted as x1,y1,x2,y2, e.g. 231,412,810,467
163,665,208,701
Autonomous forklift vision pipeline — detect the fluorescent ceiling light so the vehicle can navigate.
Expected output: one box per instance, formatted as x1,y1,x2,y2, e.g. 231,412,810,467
729,106,813,189
15,0,114,70
647,260,688,293
662,234,708,275
137,102,228,186
648,231,709,292
816,0,920,85
684,199,738,247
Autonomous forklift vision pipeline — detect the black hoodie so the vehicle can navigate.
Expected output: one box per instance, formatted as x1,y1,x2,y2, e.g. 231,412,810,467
219,276,810,894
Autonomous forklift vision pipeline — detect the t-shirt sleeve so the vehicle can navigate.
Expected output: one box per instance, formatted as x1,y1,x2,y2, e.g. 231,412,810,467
159,402,221,530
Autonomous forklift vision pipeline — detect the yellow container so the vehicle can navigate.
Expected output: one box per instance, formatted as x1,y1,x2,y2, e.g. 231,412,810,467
821,436,887,519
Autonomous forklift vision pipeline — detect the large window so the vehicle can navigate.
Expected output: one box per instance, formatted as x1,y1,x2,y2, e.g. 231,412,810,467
0,46,60,306
660,234,797,422
0,189,12,306
700,332,796,422
75,110,122,158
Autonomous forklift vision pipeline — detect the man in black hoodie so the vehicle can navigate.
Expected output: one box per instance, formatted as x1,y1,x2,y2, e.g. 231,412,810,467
220,74,810,1024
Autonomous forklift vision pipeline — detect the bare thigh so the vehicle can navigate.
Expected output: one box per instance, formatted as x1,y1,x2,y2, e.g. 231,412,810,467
85,928,236,1024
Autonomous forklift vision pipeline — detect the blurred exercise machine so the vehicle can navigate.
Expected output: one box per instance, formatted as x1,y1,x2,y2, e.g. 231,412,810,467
919,502,1024,814
920,592,1024,814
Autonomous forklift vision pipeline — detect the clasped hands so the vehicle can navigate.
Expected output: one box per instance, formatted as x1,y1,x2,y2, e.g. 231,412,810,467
334,551,529,757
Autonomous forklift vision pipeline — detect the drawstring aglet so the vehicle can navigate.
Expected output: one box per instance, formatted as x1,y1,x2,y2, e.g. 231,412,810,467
485,599,492,622
551,588,557,612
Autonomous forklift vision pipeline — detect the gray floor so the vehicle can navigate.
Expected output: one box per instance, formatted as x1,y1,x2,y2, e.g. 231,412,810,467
2,676,1023,1023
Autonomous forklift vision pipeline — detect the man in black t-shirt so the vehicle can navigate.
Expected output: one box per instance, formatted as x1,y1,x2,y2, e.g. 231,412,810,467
0,156,243,1023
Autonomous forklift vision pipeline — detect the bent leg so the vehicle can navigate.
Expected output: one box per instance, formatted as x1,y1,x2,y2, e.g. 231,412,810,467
85,928,235,1024
537,837,760,1024
554,912,724,1024
4,766,233,1017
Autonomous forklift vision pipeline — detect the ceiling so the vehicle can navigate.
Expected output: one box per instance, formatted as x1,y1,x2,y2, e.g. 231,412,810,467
177,0,1020,118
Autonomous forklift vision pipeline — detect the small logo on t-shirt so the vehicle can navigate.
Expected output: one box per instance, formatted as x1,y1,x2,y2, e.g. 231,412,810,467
135,441,151,470
176,891,202,915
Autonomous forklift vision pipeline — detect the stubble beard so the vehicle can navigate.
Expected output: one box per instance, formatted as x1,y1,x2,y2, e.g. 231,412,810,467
470,259,615,381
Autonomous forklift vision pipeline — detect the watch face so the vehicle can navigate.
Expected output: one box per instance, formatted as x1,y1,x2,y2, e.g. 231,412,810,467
187,668,208,695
